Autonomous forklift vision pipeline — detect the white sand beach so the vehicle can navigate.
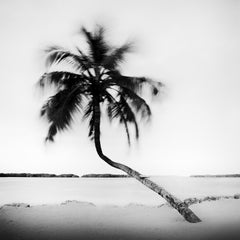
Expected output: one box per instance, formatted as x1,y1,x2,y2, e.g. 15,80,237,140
0,177,240,240
1,199,240,240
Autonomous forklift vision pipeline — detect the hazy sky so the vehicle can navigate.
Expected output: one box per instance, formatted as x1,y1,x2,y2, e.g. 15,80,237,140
0,0,240,176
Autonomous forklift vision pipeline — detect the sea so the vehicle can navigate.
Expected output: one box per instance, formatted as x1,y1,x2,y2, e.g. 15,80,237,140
0,176,240,206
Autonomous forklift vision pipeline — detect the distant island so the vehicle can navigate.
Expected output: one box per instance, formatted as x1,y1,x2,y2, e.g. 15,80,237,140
0,173,79,178
191,174,240,178
81,174,131,178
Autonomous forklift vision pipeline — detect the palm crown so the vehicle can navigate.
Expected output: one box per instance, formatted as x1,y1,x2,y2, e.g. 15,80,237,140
39,25,162,144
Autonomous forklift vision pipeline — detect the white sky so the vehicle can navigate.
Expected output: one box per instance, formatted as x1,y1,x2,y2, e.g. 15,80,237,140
0,0,240,176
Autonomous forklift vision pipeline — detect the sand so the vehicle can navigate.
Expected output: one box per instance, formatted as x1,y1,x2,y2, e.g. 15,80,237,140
1,199,240,240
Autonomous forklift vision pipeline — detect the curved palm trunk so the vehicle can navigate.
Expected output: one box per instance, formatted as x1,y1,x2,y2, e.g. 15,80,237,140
93,101,201,223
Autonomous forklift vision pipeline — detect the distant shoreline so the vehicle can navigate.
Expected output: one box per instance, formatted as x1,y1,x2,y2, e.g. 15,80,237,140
0,173,131,178
191,174,240,178
81,174,131,178
0,173,79,178
2,173,240,178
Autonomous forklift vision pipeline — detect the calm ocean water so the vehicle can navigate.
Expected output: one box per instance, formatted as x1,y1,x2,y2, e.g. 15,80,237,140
0,176,240,206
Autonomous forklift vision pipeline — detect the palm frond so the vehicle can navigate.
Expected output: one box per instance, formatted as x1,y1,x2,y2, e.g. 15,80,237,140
38,71,88,89
117,87,151,120
45,46,91,71
88,113,95,140
82,100,95,140
41,87,84,142
104,90,139,141
118,95,139,140
81,25,110,64
75,47,94,72
45,124,57,142
82,100,94,120
103,42,133,70
109,71,163,96
104,91,131,145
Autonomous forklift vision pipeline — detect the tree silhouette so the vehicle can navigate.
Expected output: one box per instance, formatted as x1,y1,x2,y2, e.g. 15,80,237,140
38,25,201,223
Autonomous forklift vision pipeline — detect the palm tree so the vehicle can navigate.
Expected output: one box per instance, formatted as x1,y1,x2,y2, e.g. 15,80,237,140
38,25,201,223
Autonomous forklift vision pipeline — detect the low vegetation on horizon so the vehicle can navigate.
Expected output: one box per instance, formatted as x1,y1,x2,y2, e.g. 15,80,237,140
0,173,131,178
81,173,131,178
2,173,240,178
191,174,240,178
0,173,79,178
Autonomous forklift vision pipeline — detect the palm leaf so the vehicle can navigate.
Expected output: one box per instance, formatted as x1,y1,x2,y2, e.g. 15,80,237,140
81,25,110,64
117,87,151,120
42,87,84,141
38,71,89,89
118,95,139,140
103,42,133,70
82,100,95,140
104,91,131,145
109,71,162,96
104,90,139,141
45,46,91,71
